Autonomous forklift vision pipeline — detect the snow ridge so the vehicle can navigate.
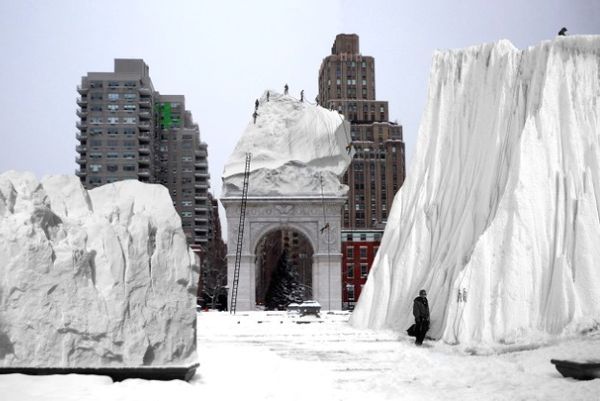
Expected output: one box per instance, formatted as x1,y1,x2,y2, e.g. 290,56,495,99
351,36,600,345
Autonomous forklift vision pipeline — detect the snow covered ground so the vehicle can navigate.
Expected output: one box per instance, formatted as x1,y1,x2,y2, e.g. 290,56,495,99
1,311,598,400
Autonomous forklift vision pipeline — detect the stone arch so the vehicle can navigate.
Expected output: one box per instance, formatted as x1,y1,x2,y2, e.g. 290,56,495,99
249,221,319,256
254,227,314,308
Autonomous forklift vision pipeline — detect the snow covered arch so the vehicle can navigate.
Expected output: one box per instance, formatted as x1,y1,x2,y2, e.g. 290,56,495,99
221,197,345,311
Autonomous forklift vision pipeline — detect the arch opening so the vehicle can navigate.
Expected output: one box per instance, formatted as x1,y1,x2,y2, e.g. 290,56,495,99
255,228,314,309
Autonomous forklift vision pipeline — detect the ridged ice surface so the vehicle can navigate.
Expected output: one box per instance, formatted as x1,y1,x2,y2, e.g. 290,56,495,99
0,172,198,367
222,90,353,197
351,36,600,345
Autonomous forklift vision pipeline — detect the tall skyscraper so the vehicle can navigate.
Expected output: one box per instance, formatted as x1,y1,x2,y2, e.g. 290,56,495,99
317,34,406,309
75,59,212,248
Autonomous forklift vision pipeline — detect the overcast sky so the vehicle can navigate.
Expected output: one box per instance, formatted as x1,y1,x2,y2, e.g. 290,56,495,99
1,0,598,237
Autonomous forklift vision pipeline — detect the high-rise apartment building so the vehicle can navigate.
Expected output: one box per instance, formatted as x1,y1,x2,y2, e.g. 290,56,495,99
317,34,406,309
75,59,212,247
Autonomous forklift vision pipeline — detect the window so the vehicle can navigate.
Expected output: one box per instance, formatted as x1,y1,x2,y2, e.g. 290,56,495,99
90,117,102,124
123,117,136,124
360,246,367,259
347,285,355,301
123,152,136,159
89,164,102,172
90,139,102,147
108,81,120,88
123,165,136,171
89,152,102,159
107,93,119,101
123,93,137,100
107,104,119,112
123,128,136,135
123,104,136,111
182,200,192,207
346,246,354,259
106,165,118,172
106,152,119,158
347,264,354,279
107,139,118,147
360,263,368,277
107,117,119,124
181,211,193,217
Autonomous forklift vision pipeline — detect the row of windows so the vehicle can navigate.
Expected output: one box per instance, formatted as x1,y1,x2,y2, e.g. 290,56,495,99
89,139,138,147
88,164,137,173
89,92,138,101
87,128,139,137
88,104,138,112
88,81,138,88
88,152,138,159
346,263,369,279
89,117,138,124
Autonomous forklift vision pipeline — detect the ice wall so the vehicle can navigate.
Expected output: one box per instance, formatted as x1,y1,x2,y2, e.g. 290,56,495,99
222,90,353,197
351,36,600,345
0,172,198,367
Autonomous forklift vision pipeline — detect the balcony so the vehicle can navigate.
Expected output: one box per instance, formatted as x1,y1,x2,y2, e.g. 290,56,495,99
194,171,209,178
138,100,151,108
138,169,150,178
75,169,86,177
138,111,151,119
194,206,208,213
195,149,208,157
194,161,208,168
138,122,151,130
76,97,87,106
139,146,151,155
76,109,88,118
138,157,150,165
76,132,87,141
76,121,87,129
138,87,152,96
139,133,150,142
77,85,89,94
194,182,209,189
75,157,86,164
75,145,86,153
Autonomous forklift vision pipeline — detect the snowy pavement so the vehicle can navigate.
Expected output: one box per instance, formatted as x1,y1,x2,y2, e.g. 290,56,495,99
1,311,599,400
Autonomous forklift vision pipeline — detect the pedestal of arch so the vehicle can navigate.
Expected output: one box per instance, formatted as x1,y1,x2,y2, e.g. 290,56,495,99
221,196,345,311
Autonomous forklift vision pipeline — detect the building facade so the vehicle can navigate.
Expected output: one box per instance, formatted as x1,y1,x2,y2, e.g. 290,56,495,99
317,34,406,309
75,59,212,247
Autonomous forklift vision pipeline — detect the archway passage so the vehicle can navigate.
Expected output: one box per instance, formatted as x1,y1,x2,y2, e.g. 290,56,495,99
255,229,313,309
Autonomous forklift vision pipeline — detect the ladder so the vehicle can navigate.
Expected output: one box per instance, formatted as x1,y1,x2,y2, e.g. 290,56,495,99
230,152,251,314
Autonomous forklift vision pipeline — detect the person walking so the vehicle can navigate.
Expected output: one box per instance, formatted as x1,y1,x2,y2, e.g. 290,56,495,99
413,289,430,346
300,90,304,102
558,27,568,36
284,84,289,95
255,99,259,111
252,111,259,124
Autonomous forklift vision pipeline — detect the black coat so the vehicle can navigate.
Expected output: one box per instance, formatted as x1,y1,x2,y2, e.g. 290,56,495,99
413,296,430,322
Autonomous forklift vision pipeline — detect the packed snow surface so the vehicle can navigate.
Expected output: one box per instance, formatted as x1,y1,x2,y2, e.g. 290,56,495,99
351,36,600,345
1,312,599,401
0,172,198,367
222,90,353,197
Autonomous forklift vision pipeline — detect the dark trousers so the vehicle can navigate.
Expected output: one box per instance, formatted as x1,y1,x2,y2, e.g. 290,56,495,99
415,320,429,345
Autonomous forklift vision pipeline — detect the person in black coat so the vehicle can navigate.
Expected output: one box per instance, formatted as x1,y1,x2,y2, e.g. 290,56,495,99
558,27,567,36
413,289,430,345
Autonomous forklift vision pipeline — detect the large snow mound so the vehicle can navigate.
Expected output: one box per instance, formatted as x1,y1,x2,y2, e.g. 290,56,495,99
351,36,600,345
0,172,198,367
222,90,353,197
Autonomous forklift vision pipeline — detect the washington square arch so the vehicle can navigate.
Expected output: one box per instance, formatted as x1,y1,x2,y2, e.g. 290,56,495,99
220,91,353,311
221,196,345,311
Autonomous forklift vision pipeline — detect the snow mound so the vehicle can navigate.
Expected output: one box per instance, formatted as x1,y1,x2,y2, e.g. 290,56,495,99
222,90,353,196
351,36,600,345
0,171,198,367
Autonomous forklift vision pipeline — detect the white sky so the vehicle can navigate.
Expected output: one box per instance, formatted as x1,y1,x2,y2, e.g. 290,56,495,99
0,0,598,240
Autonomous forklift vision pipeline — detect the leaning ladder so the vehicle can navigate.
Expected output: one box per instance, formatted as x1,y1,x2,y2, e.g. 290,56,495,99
230,153,251,314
